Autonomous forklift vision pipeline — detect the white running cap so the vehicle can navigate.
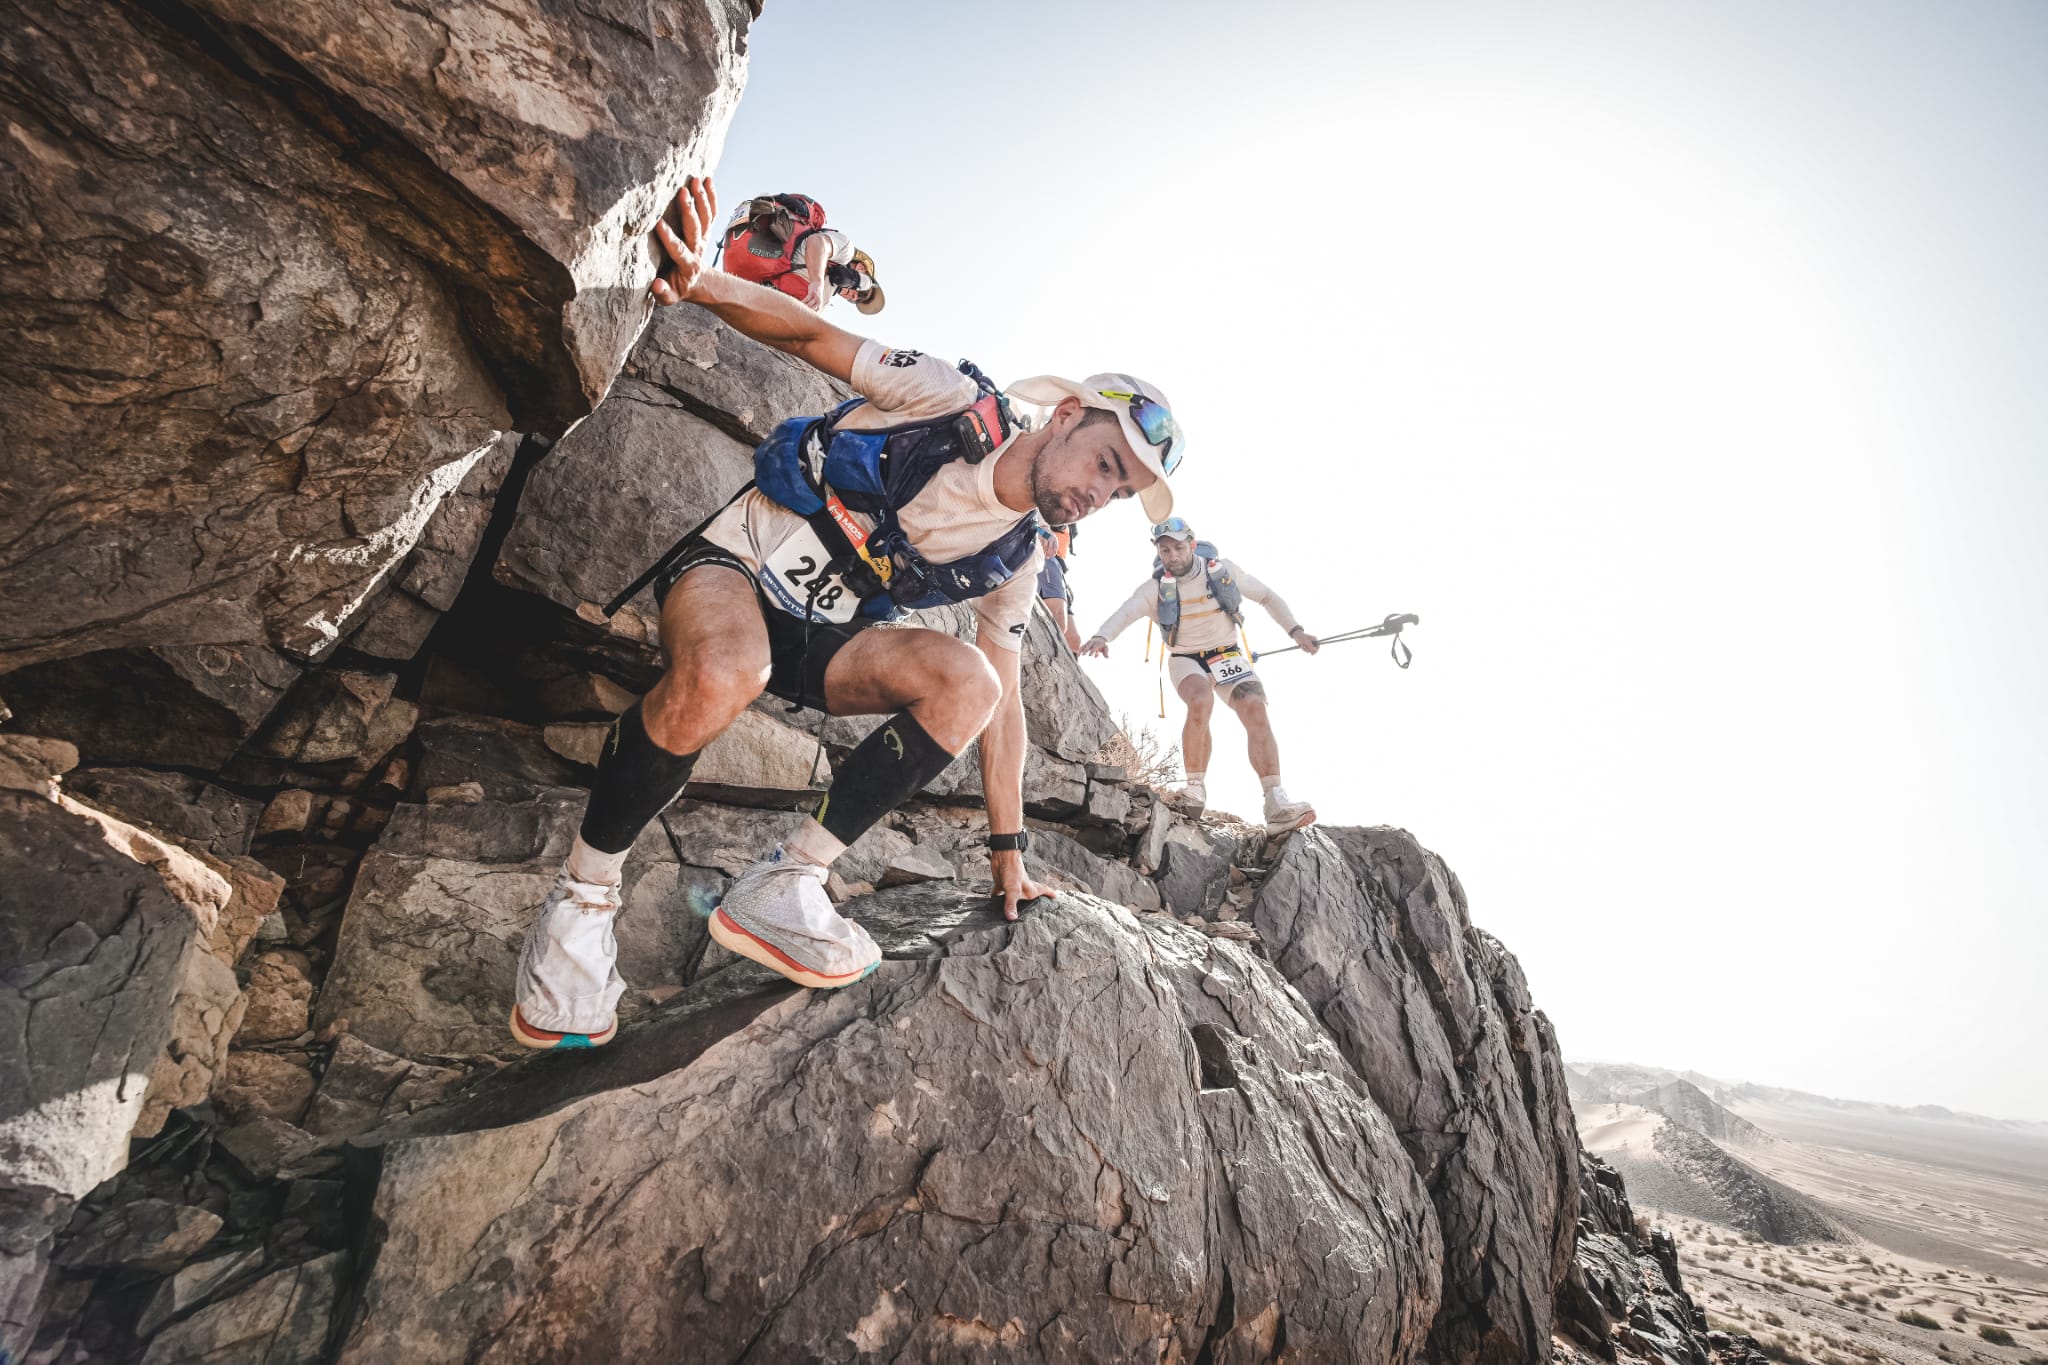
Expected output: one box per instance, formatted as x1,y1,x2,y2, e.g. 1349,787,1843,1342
1005,372,1178,523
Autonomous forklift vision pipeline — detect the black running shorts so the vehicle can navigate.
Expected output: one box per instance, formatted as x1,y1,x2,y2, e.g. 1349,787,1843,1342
651,537,870,713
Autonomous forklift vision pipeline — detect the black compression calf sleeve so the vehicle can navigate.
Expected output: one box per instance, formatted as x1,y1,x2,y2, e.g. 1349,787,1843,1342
817,711,956,847
578,701,700,854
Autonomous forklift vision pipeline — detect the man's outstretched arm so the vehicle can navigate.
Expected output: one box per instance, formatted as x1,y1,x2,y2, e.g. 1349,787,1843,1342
1079,583,1156,657
650,177,863,383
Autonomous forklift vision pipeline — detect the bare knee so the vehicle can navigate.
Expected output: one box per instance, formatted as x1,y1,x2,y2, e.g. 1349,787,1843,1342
936,644,1001,725
650,643,767,736
1183,691,1215,724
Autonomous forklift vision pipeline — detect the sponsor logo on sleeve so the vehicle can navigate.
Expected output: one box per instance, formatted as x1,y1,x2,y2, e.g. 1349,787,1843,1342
880,349,925,369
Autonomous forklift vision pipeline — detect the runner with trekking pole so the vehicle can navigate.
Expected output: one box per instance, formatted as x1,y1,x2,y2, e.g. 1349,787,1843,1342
1078,519,1319,834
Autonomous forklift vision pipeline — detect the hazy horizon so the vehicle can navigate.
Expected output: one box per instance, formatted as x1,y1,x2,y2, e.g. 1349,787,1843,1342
715,0,2048,1119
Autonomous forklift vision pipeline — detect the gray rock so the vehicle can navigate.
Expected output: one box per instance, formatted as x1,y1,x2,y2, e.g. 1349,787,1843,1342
412,716,588,802
1249,827,1583,1365
59,769,263,858
54,1199,222,1275
181,0,751,430
379,792,586,865
259,672,419,771
875,844,955,888
213,1118,337,1184
496,382,757,647
141,1250,347,1365
623,303,852,445
0,645,300,768
0,0,508,671
302,1036,465,1141
1025,827,1161,913
1156,836,1232,918
136,1245,272,1339
1077,778,1133,826
236,951,317,1046
336,898,1438,1363
0,793,209,1354
134,948,247,1140
214,1052,319,1126
345,435,522,662
0,734,76,798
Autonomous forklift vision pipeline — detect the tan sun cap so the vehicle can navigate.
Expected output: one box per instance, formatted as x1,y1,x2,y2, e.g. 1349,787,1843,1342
849,249,885,315
1003,372,1180,523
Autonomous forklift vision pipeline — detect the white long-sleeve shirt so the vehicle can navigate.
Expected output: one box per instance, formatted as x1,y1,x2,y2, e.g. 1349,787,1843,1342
1091,558,1301,654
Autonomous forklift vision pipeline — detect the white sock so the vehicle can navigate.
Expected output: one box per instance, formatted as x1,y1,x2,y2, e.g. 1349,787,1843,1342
566,835,628,887
1184,771,1206,788
783,817,847,869
1259,773,1284,792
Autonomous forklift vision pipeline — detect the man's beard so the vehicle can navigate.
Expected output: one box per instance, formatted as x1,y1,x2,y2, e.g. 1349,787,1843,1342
1027,458,1080,523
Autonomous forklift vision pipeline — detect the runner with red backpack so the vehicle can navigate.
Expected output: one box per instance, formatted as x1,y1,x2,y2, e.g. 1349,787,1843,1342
719,192,885,314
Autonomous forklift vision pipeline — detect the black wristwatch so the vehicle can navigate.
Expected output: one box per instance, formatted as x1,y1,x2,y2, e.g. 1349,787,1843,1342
986,831,1031,853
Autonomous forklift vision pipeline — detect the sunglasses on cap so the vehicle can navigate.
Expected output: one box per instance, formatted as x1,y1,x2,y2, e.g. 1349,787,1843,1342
1096,388,1184,475
1149,517,1196,540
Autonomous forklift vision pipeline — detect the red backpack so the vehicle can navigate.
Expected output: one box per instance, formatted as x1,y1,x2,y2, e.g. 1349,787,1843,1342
721,194,829,294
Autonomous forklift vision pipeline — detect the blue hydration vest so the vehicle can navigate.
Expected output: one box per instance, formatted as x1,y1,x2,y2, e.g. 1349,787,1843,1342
1155,541,1244,646
751,360,1041,622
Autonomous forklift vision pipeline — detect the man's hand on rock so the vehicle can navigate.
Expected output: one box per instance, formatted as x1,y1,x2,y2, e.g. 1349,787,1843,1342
650,175,719,306
991,849,1049,922
1079,635,1109,658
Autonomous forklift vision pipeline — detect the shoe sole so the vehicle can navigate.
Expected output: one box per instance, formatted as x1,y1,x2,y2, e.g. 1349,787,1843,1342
1265,808,1317,836
508,1005,617,1051
709,907,879,990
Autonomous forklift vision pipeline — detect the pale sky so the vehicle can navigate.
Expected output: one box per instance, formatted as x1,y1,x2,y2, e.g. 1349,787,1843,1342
713,0,2048,1119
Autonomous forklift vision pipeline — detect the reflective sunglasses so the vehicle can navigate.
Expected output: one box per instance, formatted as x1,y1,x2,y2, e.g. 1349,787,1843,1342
1096,388,1184,475
1149,516,1196,540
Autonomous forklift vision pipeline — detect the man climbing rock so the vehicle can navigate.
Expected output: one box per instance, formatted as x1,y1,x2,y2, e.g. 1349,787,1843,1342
1080,519,1318,834
719,191,885,314
508,176,1183,1050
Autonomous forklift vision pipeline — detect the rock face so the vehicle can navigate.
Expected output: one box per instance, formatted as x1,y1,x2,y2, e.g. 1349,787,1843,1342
0,0,754,672
1251,826,1582,1365
339,900,1441,1363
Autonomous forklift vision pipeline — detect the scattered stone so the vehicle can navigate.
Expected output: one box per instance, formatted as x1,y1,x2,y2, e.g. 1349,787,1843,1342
257,790,318,840
535,670,637,719
134,950,247,1140
236,952,316,1045
260,672,419,770
214,1052,318,1126
541,720,607,768
136,1246,270,1338
0,646,299,768
425,782,486,806
1155,836,1232,918
875,843,955,888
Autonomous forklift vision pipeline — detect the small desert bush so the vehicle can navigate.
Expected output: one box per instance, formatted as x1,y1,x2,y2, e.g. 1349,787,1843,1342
1760,1310,1785,1326
1952,1307,1968,1322
1978,1326,2016,1346
1897,1308,1944,1330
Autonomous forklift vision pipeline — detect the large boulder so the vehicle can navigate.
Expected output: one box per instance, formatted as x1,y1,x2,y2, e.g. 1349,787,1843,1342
0,0,756,672
335,897,1439,1363
1250,827,1582,1365
0,790,226,1355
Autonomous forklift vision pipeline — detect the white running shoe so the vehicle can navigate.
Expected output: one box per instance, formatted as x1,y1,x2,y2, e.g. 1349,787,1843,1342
509,868,626,1049
1169,780,1208,816
1263,793,1317,836
710,848,881,990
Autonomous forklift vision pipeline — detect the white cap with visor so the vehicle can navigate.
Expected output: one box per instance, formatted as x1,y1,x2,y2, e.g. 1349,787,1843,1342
1005,373,1183,523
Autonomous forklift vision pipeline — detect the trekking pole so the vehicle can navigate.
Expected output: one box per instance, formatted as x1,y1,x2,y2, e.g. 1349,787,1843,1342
1254,613,1419,668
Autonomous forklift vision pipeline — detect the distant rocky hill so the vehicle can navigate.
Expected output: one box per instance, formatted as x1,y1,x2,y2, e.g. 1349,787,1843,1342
1570,1065,1772,1146
1,5,1729,1362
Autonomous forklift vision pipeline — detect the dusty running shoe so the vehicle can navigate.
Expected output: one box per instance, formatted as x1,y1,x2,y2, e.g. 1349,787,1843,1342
509,868,625,1050
710,848,881,990
1263,793,1317,836
1167,779,1208,815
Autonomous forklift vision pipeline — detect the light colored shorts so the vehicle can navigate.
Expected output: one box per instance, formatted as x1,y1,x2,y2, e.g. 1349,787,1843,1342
1168,645,1258,693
